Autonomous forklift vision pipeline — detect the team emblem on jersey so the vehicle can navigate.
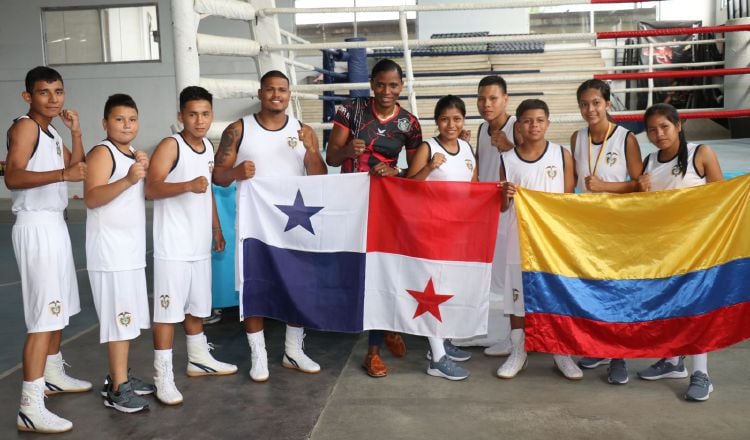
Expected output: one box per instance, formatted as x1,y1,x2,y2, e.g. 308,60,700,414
49,300,62,316
160,294,170,309
465,159,474,171
545,165,558,179
376,128,386,136
397,118,412,132
118,311,132,327
512,289,520,303
287,137,298,148
671,164,681,176
55,141,62,156
208,160,214,173
605,152,618,166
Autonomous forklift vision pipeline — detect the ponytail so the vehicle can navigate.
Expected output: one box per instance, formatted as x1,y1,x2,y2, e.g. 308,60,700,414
676,128,688,177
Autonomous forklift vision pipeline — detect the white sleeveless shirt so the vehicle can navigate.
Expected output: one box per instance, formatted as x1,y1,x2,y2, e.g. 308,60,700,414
86,140,146,271
643,143,706,191
424,137,475,182
573,124,631,193
153,134,214,261
477,115,516,182
9,115,67,213
235,114,305,177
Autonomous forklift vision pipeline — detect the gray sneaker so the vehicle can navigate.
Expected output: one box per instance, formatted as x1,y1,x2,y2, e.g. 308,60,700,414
578,357,611,369
637,356,688,380
426,340,472,362
685,371,713,401
100,372,155,397
607,359,629,384
427,355,470,381
104,381,149,413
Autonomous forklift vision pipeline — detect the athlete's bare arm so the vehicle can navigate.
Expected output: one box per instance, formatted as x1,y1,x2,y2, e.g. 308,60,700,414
145,137,207,200
212,120,254,186
326,124,364,167
299,124,327,175
60,109,85,166
84,146,147,209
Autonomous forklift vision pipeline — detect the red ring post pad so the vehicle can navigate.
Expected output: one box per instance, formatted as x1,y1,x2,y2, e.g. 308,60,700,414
612,109,750,122
597,23,750,39
595,67,750,81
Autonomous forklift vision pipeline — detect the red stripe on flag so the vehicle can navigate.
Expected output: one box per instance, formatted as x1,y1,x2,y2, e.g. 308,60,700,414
367,177,501,262
525,302,750,358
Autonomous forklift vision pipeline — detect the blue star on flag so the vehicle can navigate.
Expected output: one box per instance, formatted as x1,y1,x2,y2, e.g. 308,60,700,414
275,189,324,234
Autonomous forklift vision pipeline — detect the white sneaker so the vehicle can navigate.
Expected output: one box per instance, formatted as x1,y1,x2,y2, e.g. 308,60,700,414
248,332,269,382
43,352,92,395
282,326,321,374
154,359,183,405
553,354,583,380
496,347,528,379
186,334,238,377
484,339,512,357
17,379,73,433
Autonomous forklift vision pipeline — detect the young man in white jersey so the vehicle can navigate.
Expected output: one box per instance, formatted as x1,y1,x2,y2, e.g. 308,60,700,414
453,76,519,356
85,93,154,413
5,66,91,433
213,70,327,383
145,86,237,405
497,99,582,380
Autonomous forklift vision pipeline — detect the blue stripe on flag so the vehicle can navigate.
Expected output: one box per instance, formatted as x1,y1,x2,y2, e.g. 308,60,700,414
242,238,366,332
523,257,750,323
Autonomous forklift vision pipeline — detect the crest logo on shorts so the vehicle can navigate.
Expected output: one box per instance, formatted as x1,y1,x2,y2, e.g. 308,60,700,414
287,137,298,148
465,159,474,172
397,118,412,132
160,294,170,309
512,289,520,303
545,165,558,179
605,152,618,166
49,301,62,316
671,164,681,176
208,160,214,173
118,312,132,327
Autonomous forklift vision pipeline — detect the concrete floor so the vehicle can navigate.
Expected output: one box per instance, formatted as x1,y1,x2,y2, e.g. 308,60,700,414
1,138,749,439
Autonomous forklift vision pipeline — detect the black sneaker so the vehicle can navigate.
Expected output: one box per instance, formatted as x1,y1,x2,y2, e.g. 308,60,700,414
100,372,155,397
103,381,149,413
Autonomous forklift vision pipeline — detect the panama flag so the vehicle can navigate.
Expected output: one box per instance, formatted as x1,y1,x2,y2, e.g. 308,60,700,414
236,173,501,338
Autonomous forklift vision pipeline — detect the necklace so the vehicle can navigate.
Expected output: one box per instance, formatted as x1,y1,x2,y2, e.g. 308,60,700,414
588,123,613,177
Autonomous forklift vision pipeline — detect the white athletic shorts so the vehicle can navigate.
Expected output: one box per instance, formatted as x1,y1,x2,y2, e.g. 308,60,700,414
12,211,80,333
89,269,150,343
153,258,211,323
502,263,525,317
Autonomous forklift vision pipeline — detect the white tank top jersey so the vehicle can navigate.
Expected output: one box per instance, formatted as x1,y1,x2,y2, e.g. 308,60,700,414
9,115,67,213
424,137,476,182
643,143,707,191
153,133,214,261
477,115,516,182
573,124,631,193
86,140,146,271
500,142,566,193
500,142,566,265
235,114,306,177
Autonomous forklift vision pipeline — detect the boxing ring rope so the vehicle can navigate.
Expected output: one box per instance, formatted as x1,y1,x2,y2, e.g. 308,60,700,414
174,0,750,140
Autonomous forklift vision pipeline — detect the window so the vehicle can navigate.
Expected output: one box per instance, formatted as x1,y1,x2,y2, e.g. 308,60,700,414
43,4,160,65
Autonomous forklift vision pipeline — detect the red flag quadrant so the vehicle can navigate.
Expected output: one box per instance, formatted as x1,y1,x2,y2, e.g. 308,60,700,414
515,175,750,358
363,177,501,339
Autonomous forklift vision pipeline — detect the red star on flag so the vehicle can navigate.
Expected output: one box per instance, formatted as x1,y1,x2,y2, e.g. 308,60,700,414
406,278,454,322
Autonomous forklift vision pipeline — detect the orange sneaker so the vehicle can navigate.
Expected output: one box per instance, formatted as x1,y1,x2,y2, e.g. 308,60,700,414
362,354,388,377
384,332,406,358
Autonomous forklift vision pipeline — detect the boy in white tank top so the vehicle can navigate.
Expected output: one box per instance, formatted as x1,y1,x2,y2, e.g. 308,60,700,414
146,86,237,405
213,71,327,383
84,94,153,413
496,99,583,381
6,67,91,434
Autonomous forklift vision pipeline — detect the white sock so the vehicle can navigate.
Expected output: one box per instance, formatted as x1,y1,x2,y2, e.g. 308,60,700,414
428,337,446,361
154,349,173,363
692,353,708,375
47,352,62,362
23,377,45,389
665,356,680,366
246,330,265,347
186,332,204,343
510,328,524,347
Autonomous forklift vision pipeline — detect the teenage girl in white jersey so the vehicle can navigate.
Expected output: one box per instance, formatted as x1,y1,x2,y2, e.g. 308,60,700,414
408,95,476,380
635,103,723,402
571,79,643,384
